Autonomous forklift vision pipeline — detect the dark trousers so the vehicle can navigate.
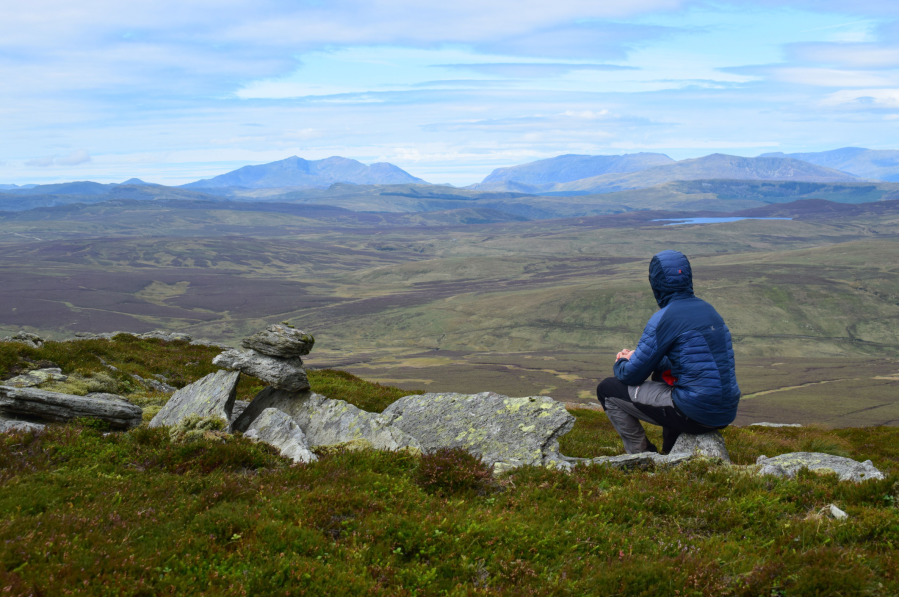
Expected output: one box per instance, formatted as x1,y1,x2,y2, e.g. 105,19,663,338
596,376,718,454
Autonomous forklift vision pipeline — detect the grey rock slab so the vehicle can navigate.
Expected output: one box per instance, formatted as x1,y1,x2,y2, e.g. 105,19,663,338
380,392,575,472
756,452,885,482
591,452,693,470
241,324,314,358
0,419,45,434
132,374,177,394
293,393,421,452
0,386,142,429
669,431,731,463
137,331,192,342
230,387,421,452
244,408,317,464
4,368,68,388
212,349,309,392
149,370,239,428
750,422,803,428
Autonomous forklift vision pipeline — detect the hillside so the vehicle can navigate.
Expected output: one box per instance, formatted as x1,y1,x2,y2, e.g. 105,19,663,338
182,156,427,189
762,147,899,182
476,152,674,186
1,336,898,595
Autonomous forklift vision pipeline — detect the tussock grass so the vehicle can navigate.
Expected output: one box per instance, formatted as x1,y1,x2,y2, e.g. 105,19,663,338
1,338,899,595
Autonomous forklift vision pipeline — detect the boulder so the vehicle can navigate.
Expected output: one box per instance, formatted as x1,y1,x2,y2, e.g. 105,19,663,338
668,431,731,463
213,349,309,392
0,419,45,434
4,368,68,388
137,330,192,342
379,392,575,472
293,393,421,452
0,386,142,429
241,324,314,358
756,452,885,482
229,387,311,433
148,370,240,428
244,408,317,463
231,388,421,452
1,332,44,349
131,374,176,394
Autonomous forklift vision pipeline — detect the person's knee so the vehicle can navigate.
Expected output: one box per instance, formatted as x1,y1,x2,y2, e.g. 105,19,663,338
597,377,624,409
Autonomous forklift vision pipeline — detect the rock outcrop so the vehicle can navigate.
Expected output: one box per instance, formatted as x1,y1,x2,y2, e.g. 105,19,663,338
244,408,317,463
4,368,68,388
293,393,421,452
1,332,44,348
148,370,240,428
0,386,142,429
756,452,884,482
213,350,309,392
232,387,420,452
229,388,312,432
380,392,575,472
0,418,45,434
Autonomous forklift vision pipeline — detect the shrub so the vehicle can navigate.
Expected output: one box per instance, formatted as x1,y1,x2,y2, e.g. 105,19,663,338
414,447,492,495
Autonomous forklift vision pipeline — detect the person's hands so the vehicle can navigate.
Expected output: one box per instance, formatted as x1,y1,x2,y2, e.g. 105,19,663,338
616,348,634,361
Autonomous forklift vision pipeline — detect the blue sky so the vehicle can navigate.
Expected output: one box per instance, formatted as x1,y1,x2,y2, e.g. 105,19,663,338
2,0,898,186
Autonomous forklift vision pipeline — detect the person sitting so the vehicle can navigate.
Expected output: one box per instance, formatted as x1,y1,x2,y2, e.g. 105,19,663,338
596,250,740,454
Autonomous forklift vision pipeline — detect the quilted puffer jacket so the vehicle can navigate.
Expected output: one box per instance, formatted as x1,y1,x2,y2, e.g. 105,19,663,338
613,250,741,427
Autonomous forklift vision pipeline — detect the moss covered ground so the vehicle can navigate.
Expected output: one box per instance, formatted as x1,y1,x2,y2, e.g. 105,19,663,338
2,338,899,595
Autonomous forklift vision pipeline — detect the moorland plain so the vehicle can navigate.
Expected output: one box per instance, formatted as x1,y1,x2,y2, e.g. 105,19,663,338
2,197,899,426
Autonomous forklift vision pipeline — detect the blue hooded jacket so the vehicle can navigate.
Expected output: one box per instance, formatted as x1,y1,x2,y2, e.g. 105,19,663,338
613,250,741,427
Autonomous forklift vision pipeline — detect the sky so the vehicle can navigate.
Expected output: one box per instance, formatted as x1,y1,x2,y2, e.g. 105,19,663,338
1,0,898,186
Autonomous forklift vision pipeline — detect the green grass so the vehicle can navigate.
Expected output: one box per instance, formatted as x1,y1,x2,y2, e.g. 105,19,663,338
2,339,899,595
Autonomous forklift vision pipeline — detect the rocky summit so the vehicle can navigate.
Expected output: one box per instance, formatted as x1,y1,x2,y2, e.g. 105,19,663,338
0,325,888,484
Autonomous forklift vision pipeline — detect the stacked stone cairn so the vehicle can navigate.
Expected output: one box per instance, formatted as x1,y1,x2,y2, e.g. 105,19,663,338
1,326,886,482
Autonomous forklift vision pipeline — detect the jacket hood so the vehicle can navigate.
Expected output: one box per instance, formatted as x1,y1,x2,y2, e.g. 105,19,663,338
649,250,694,308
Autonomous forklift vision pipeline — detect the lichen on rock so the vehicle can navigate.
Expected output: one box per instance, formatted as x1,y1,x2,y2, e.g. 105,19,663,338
379,392,575,472
756,452,885,482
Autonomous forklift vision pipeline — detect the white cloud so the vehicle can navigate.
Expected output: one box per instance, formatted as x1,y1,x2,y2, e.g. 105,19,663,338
24,149,91,167
56,149,92,166
820,88,899,107
789,43,899,69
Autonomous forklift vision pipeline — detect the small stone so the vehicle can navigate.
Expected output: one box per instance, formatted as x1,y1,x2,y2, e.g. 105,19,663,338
828,504,849,520
149,370,240,428
756,452,884,482
241,324,314,358
750,422,803,428
212,349,309,392
244,408,317,464
380,392,575,472
669,431,731,463
0,419,45,434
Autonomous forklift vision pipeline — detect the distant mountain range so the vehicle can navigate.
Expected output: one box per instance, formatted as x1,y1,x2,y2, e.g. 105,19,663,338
470,154,861,194
478,153,673,186
181,156,426,189
759,148,899,182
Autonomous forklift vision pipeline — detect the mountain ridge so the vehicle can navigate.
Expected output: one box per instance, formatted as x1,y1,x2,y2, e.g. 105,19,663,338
181,155,427,189
760,147,899,182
